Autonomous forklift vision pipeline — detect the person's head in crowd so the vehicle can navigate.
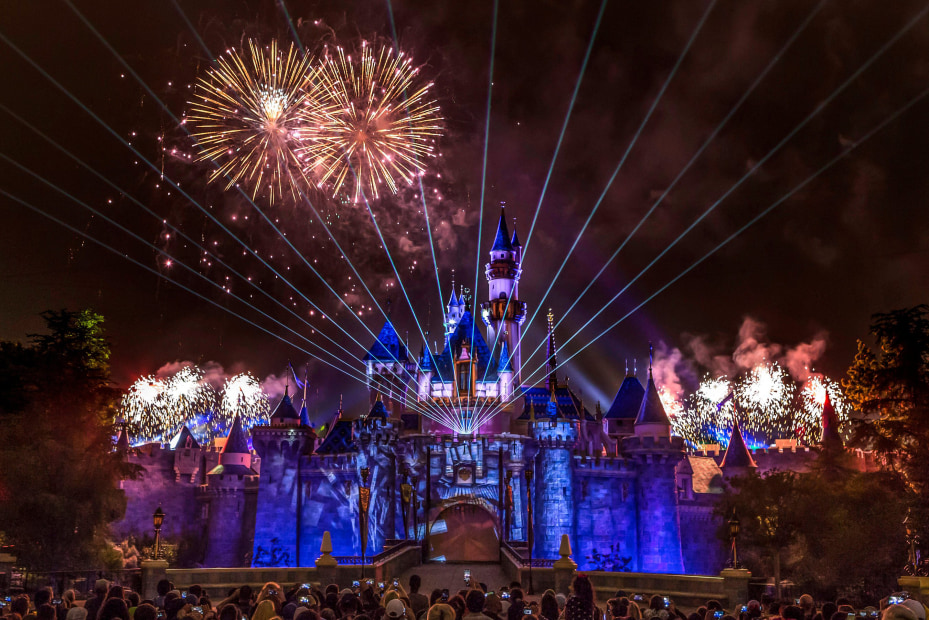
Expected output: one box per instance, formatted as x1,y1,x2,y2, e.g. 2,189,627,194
36,604,56,620
464,591,484,615
188,587,203,600
555,595,566,612
11,596,29,617
820,604,836,620
798,597,814,614
134,604,158,620
409,577,421,595
430,592,444,608
484,594,503,618
295,609,320,620
783,606,805,620
830,613,848,620
608,598,628,619
157,581,172,598
339,595,360,618
66,608,88,620
687,614,701,620
901,602,926,620
427,605,455,620
706,602,723,613
33,589,53,608
540,593,559,620
320,609,337,620
125,592,140,609
572,575,595,607
106,587,125,603
99,598,130,620
447,596,465,620
883,606,918,620
649,596,664,612
385,600,406,620
506,601,527,620
253,600,280,620
165,597,187,620
509,590,524,604
218,604,240,620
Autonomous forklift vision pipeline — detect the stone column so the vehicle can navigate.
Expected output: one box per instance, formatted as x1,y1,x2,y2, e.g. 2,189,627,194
720,568,752,609
140,559,168,601
316,531,339,587
552,534,578,596
898,576,929,606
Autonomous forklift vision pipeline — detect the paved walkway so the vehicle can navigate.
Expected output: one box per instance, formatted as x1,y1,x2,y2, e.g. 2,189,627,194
396,562,511,597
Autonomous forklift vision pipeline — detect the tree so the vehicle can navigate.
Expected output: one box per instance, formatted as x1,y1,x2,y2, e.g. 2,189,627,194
718,468,907,603
844,305,929,540
0,309,134,570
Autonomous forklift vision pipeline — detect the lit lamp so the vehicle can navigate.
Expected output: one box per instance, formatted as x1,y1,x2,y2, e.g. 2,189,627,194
153,506,165,560
727,508,740,569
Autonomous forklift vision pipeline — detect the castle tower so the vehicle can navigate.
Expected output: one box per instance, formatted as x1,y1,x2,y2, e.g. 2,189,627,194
445,286,464,337
530,317,576,560
363,318,416,416
202,415,259,567
269,385,301,426
622,353,685,573
720,417,757,476
251,392,314,567
480,208,527,381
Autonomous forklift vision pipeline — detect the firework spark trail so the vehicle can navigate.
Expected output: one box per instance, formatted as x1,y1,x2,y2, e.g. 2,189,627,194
219,372,271,431
165,365,216,422
186,39,321,203
0,174,420,416
2,23,447,423
120,375,173,441
504,3,929,394
471,0,608,429
511,0,718,372
0,190,445,426
797,374,847,442
304,41,442,201
530,0,830,362
505,82,929,412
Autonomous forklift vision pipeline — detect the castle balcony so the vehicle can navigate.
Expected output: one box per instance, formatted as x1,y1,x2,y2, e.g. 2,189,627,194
479,298,527,325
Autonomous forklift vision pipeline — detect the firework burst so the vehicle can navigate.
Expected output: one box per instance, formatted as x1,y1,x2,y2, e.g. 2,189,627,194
302,41,443,202
186,39,321,203
219,372,270,432
120,375,178,442
796,374,847,442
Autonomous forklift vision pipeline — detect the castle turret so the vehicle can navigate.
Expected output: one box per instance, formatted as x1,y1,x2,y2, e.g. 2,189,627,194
497,340,514,400
363,319,415,416
202,415,259,567
270,385,300,426
446,286,464,337
820,392,843,450
622,354,685,573
481,207,527,381
417,341,434,401
720,417,757,473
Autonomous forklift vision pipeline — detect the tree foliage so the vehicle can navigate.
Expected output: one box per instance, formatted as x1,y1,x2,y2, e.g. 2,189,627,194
717,468,908,602
843,305,929,536
0,309,134,570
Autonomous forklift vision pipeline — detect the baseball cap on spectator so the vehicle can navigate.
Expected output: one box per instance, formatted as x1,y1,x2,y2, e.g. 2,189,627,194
386,600,406,619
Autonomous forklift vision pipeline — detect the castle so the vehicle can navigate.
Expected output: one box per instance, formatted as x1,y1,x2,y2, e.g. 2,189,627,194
112,208,866,574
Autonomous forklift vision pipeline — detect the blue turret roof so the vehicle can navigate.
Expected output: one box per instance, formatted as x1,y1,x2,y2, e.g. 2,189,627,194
518,385,595,421
367,399,388,419
270,385,300,421
635,372,672,427
605,375,645,419
315,417,358,454
223,415,251,455
299,403,312,427
363,319,411,363
511,224,521,248
448,287,460,307
497,341,514,373
491,208,514,252
431,310,500,383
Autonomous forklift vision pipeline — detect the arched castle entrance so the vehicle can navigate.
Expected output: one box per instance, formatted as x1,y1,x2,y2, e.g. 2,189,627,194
427,502,499,562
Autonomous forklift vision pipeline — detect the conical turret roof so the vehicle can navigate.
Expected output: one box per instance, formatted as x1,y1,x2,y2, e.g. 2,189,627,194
491,207,514,252
605,375,645,419
363,318,410,363
270,385,300,422
223,414,251,455
497,341,514,373
720,418,756,469
635,371,671,427
820,392,843,448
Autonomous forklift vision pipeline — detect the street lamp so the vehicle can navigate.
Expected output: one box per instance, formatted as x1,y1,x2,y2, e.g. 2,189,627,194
152,506,165,560
728,508,740,569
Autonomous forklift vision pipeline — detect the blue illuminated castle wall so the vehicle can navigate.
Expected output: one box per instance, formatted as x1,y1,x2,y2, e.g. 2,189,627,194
112,210,870,574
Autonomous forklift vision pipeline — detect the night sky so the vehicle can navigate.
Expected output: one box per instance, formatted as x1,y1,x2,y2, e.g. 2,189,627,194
3,0,929,418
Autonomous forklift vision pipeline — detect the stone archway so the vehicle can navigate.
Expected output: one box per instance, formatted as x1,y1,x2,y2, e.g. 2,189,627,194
427,503,499,562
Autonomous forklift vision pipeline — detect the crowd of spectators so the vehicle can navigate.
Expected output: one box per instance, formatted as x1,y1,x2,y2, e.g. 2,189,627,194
0,574,925,620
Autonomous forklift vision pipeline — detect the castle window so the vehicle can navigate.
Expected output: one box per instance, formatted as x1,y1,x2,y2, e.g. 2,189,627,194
201,503,209,520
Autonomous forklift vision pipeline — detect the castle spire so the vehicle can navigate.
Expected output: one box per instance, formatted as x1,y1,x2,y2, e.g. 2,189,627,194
546,308,558,393
820,392,843,449
721,417,757,469
491,206,514,252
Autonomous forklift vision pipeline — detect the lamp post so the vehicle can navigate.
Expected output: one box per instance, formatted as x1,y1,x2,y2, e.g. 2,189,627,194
525,467,534,595
411,475,420,542
152,506,165,560
727,508,740,569
359,466,371,579
904,509,920,575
